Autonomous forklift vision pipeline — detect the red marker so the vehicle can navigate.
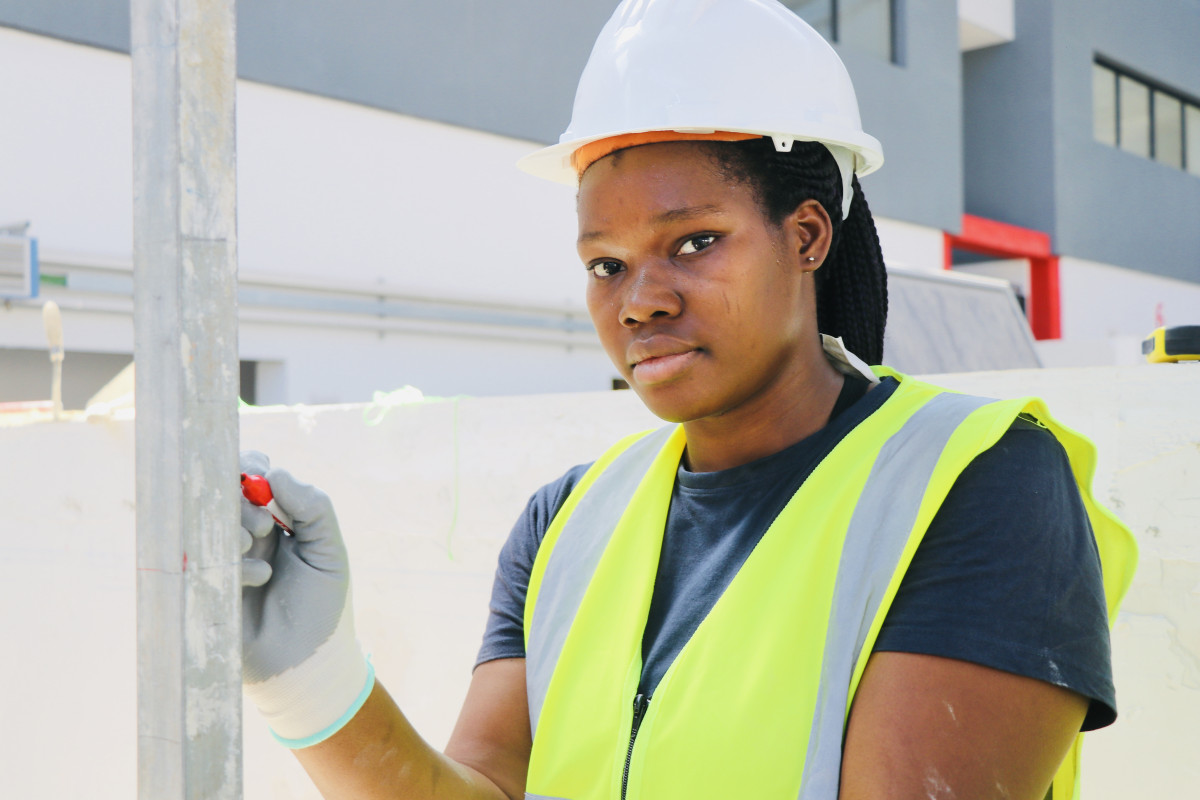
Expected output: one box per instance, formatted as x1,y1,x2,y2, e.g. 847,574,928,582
240,473,294,534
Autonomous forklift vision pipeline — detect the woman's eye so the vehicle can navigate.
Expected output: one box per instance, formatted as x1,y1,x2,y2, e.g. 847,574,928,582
588,260,623,278
678,234,717,255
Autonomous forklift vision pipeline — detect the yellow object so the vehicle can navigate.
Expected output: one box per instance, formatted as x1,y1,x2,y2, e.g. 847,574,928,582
523,371,1137,800
1143,326,1200,363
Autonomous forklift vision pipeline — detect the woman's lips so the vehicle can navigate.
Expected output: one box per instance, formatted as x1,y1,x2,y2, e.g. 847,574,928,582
631,349,700,385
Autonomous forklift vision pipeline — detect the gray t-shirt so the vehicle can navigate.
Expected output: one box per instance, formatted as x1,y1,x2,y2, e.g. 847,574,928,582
477,377,1117,730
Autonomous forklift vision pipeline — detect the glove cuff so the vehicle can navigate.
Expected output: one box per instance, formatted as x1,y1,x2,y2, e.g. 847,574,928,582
245,600,372,747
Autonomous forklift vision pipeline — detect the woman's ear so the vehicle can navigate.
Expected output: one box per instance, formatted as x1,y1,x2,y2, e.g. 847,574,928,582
786,199,834,270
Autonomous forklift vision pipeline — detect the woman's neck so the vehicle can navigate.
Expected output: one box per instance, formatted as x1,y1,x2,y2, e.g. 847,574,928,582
680,355,846,474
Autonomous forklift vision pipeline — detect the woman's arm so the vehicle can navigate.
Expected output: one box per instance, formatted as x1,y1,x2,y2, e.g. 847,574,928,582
295,658,531,800
839,651,1087,800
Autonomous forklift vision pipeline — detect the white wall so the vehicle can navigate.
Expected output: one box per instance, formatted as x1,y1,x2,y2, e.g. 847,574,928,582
238,318,614,405
0,27,583,307
957,0,1015,51
953,258,1029,299
874,215,948,273
0,27,619,403
1,364,1197,798
1046,256,1200,367
950,255,1200,368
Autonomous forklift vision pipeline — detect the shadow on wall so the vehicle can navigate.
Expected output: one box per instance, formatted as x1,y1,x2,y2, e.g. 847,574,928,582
0,349,262,408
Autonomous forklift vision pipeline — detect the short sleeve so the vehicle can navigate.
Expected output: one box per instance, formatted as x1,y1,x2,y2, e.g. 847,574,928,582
873,417,1117,731
474,463,592,668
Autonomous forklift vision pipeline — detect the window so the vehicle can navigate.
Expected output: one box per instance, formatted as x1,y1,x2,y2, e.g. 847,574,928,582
785,0,894,63
1093,59,1200,176
1092,63,1116,146
1155,92,1184,170
1187,106,1200,177
1118,75,1150,158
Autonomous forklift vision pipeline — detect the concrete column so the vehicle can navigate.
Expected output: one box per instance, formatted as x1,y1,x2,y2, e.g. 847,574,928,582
130,0,241,797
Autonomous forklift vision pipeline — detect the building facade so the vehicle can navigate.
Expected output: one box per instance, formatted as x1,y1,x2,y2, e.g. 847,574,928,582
1,0,1197,406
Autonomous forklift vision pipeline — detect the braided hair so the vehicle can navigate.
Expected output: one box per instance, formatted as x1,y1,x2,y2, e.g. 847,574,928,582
705,138,889,365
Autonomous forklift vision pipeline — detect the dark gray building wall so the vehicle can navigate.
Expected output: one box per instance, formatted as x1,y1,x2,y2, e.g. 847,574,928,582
844,0,964,233
962,0,1057,235
234,1,613,145
1051,0,1200,284
964,0,1200,284
0,0,130,51
1,0,967,235
0,0,605,144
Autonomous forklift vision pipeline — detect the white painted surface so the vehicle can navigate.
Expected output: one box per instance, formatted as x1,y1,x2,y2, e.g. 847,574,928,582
953,258,1030,299
874,215,947,272
0,27,582,308
1040,256,1200,368
1,365,1197,798
237,318,614,404
0,27,616,403
1058,256,1200,341
958,0,1015,51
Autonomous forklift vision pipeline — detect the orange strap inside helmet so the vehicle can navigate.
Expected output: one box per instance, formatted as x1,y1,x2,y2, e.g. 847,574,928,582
572,131,761,179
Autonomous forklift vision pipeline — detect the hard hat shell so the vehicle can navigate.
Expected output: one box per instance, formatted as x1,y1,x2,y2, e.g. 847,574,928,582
517,0,884,192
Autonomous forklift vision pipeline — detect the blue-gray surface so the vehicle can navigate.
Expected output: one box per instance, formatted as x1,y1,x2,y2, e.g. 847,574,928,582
964,0,1200,285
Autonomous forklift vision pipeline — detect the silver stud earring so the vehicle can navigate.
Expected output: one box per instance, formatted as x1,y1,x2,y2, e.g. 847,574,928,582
806,257,816,263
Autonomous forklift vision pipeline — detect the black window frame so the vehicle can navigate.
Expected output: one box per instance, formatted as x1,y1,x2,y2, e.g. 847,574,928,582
785,0,899,65
1094,56,1200,175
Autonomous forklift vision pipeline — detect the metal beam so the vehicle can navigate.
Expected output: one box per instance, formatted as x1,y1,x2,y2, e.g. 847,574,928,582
131,0,241,797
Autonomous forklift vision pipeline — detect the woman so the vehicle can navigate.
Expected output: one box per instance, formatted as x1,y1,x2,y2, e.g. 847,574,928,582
240,2,1136,798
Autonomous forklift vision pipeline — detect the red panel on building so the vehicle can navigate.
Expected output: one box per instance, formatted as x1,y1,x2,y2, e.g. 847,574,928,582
945,214,1061,340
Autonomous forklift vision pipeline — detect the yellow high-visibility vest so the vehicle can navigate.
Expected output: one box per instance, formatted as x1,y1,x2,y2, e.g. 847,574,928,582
524,370,1137,800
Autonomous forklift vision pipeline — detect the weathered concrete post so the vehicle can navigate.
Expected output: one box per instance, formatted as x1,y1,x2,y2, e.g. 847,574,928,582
131,0,241,797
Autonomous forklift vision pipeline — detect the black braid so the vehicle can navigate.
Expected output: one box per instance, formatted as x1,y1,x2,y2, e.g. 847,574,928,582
704,138,889,365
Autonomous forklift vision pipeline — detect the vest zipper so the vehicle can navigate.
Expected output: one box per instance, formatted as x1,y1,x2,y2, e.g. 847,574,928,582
620,694,650,800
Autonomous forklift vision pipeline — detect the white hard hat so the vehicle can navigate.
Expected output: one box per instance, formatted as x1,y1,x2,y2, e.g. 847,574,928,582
517,0,883,219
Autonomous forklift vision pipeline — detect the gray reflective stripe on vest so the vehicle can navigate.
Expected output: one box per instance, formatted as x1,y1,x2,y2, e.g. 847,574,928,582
526,426,676,738
796,391,993,800
525,794,570,800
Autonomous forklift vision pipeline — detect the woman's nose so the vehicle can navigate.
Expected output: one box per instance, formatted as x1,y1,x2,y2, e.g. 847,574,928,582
619,262,683,327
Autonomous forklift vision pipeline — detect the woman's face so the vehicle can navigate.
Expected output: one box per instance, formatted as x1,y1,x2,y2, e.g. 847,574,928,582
577,142,825,425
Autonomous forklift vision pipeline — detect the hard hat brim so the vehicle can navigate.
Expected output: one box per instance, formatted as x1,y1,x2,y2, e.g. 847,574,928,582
517,126,884,186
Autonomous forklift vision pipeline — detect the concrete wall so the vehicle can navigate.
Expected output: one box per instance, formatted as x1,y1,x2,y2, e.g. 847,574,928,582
1,364,1197,797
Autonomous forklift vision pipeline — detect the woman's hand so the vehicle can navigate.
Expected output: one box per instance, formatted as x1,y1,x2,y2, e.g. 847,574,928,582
239,452,530,799
239,451,371,745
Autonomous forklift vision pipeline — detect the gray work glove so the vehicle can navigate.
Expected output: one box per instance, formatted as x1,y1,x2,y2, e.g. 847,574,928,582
240,451,373,747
